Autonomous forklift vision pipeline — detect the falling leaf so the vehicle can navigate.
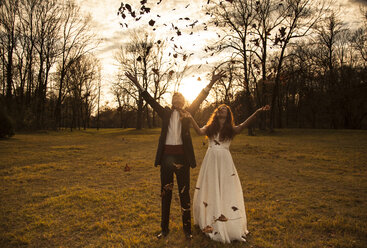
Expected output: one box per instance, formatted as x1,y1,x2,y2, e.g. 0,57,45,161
184,17,190,20
149,19,155,26
157,0,162,4
195,187,200,190
169,70,174,76
226,0,234,2
207,0,210,4
232,206,239,211
125,3,132,12
124,163,130,172
131,11,136,18
203,201,208,207
152,68,159,75
183,54,187,61
197,77,201,81
214,139,220,145
214,232,219,235
185,4,190,8
231,173,235,176
173,54,178,58
189,32,193,35
177,30,181,36
202,141,206,146
173,162,184,169
140,0,147,4
137,56,141,62
180,185,186,194
164,183,174,191
157,40,161,44
216,214,228,222
202,225,214,233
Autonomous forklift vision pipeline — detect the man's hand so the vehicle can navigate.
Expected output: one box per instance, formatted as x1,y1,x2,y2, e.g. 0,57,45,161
125,72,144,91
210,71,226,85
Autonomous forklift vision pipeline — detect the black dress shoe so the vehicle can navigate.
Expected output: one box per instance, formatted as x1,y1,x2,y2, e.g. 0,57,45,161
156,231,169,239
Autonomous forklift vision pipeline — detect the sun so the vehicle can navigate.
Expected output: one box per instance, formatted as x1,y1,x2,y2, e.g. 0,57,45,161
179,76,208,103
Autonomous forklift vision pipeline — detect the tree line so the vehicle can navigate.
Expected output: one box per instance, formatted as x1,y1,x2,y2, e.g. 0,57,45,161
0,0,100,136
1,0,367,138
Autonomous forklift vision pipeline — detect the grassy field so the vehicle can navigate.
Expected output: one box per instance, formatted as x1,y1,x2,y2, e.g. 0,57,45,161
0,128,366,248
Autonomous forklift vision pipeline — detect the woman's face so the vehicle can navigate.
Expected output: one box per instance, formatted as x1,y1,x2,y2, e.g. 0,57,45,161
217,106,228,119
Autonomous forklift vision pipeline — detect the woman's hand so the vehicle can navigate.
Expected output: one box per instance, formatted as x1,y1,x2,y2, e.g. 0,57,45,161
257,105,270,113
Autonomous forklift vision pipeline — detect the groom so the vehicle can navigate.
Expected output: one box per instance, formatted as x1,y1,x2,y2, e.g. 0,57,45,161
125,71,224,239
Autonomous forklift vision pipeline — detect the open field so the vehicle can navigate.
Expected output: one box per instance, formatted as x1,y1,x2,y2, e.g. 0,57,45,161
1,128,367,248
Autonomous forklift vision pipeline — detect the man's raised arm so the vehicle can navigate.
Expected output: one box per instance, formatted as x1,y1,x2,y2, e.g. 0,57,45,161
125,72,165,117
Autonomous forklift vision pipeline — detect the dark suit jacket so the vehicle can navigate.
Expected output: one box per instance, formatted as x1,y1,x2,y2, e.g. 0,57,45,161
141,89,209,168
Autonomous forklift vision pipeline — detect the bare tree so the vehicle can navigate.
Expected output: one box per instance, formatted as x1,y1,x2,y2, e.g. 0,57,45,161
54,0,98,129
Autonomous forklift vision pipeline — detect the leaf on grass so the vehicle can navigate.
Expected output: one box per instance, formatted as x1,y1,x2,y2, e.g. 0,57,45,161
203,201,208,207
216,214,228,222
124,163,130,172
232,206,239,211
202,225,214,233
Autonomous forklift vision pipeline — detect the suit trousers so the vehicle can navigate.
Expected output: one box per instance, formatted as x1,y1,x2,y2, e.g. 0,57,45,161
160,154,191,234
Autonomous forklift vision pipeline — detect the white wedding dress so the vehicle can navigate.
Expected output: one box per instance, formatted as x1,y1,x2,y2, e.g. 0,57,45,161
193,134,249,243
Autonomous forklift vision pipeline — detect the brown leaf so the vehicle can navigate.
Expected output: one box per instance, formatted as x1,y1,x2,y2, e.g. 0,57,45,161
152,68,159,75
164,183,174,191
137,56,142,62
232,206,239,211
197,77,201,81
169,70,174,76
216,214,228,222
173,54,178,58
202,225,214,233
124,163,130,172
231,173,235,176
173,162,184,169
180,185,186,194
195,187,200,190
149,19,155,26
183,54,187,61
203,201,208,207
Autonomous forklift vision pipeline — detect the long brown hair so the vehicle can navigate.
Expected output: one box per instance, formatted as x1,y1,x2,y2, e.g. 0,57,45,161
206,104,235,141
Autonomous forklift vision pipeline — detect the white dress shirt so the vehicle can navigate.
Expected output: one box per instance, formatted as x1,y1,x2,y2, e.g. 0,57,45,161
165,110,183,145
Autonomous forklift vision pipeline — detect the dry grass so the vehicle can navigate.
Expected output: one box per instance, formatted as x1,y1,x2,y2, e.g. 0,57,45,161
0,128,366,247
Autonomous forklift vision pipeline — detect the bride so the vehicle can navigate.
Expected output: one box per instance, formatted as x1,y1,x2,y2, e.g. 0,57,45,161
183,104,270,243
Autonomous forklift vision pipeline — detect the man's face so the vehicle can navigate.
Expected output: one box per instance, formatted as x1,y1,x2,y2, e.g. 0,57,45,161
172,94,185,110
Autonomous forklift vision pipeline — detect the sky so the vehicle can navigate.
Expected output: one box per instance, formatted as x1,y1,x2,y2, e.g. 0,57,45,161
76,0,366,106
